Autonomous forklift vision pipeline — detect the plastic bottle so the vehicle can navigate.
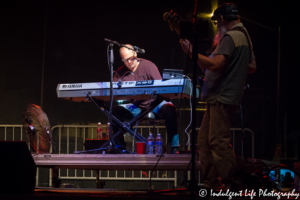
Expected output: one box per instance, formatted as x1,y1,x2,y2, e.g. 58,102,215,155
155,133,163,154
146,133,154,154
97,122,102,139
105,122,110,140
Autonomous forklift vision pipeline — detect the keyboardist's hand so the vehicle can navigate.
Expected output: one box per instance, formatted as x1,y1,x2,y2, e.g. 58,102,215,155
180,39,193,58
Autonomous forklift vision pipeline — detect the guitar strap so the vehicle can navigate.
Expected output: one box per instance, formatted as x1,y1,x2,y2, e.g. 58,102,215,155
230,26,253,89
206,26,252,59
230,26,252,59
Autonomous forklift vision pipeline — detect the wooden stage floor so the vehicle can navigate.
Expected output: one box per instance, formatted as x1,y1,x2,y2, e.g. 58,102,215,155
0,187,287,200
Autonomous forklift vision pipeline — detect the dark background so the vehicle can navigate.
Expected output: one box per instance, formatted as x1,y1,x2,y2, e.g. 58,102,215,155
0,0,298,160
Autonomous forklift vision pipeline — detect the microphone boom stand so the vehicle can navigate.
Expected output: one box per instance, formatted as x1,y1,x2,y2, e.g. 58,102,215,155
105,40,142,153
108,43,114,152
187,0,200,193
105,40,134,153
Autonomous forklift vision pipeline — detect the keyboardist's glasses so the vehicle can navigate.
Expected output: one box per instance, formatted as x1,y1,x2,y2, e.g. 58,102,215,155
122,55,136,63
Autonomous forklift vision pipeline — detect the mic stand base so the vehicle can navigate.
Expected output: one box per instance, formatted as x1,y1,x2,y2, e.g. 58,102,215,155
187,180,200,195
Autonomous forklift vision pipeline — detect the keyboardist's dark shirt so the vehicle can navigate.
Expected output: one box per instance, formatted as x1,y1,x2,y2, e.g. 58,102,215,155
113,58,162,81
113,58,162,107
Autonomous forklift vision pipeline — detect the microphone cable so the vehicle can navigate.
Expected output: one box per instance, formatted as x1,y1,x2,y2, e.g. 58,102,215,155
182,75,193,146
177,42,192,148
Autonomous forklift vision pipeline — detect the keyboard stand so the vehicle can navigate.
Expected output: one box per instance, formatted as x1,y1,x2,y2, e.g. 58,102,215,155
99,98,164,147
74,93,165,154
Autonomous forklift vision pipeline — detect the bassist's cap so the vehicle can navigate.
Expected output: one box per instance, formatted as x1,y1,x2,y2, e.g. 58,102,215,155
211,3,239,21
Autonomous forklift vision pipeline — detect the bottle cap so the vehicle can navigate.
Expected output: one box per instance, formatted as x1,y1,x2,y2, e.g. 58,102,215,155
157,133,161,136
98,122,101,125
107,122,110,125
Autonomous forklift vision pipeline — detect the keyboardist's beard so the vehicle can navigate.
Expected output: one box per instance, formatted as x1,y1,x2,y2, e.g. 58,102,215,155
126,61,138,71
214,25,227,44
126,59,141,72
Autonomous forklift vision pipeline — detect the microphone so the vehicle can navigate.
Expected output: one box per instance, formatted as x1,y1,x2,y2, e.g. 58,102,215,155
105,39,145,54
104,38,120,46
133,46,145,54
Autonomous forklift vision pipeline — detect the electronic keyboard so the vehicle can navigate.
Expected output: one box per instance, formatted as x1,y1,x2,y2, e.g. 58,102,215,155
56,79,198,102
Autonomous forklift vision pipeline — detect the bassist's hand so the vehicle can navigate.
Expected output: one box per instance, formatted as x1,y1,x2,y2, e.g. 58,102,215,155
180,39,192,58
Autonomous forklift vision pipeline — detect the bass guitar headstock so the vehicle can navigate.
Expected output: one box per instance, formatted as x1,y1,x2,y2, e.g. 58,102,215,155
163,10,181,36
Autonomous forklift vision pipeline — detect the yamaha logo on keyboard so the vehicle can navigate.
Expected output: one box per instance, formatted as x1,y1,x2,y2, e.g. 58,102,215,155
135,80,154,86
62,84,82,89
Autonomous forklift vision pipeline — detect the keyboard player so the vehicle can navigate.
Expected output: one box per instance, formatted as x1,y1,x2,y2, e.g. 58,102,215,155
112,44,180,154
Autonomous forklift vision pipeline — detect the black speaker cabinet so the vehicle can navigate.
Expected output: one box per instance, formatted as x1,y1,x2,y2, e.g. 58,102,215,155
0,141,36,194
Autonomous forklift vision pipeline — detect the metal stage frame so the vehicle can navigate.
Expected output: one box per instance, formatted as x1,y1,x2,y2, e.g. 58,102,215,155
33,154,201,188
33,154,200,170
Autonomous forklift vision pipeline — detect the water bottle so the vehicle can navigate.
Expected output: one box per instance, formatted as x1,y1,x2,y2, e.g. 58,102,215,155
146,133,154,154
105,122,110,140
155,133,163,154
97,122,102,139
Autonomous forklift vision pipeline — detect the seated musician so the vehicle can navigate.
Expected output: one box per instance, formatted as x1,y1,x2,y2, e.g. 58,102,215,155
112,44,179,154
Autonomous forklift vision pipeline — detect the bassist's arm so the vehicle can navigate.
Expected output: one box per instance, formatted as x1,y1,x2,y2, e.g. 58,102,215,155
247,58,256,74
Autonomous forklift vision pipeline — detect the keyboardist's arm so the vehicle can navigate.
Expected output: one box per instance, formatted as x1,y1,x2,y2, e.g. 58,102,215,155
146,62,162,80
113,73,119,81
113,69,122,81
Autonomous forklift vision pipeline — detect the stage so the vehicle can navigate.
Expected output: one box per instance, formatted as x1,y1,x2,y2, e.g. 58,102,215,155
0,187,207,200
1,186,292,200
33,154,200,170
32,153,279,170
0,153,287,199
32,153,201,188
